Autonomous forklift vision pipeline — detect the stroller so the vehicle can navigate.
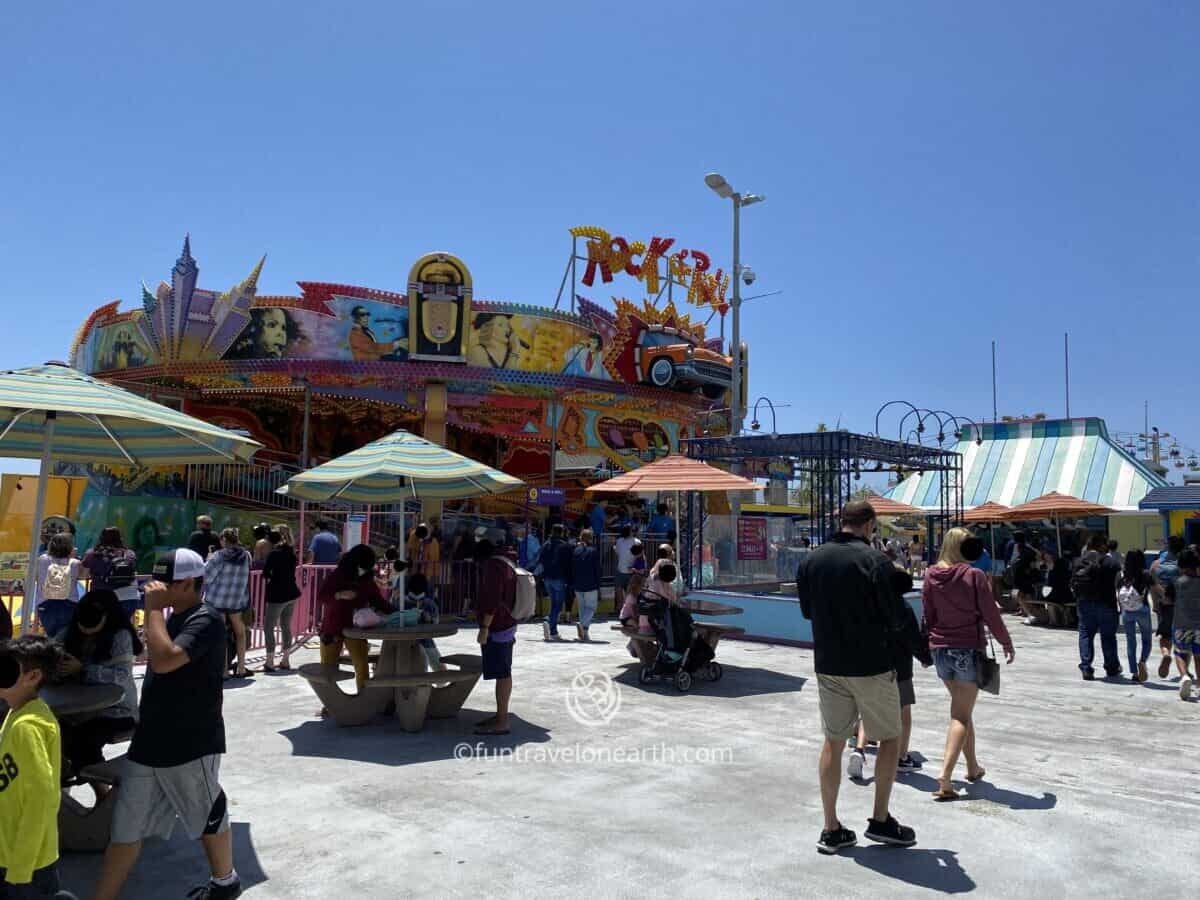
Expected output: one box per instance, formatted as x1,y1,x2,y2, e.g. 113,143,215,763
634,589,721,691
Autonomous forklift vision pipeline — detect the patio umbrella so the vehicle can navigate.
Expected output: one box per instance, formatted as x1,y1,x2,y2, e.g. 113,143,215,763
276,429,524,503
862,492,924,518
586,455,761,571
963,501,1010,567
1001,492,1114,554
0,362,262,631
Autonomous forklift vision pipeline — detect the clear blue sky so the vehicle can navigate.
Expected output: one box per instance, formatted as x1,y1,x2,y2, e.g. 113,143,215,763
2,1,1197,471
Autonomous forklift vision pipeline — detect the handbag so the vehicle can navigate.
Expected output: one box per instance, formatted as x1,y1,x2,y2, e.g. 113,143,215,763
974,578,1001,696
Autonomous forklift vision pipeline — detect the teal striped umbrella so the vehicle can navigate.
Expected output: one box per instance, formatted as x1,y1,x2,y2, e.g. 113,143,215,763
277,429,524,502
0,362,261,631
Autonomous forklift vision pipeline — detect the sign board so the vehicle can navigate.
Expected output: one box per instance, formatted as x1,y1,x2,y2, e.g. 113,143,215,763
528,486,566,507
343,514,368,549
736,516,768,561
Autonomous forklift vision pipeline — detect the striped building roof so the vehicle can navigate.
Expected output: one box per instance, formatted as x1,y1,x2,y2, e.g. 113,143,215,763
887,418,1166,512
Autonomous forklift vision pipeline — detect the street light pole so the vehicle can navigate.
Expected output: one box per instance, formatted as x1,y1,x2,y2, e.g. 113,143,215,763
731,194,742,435
704,173,763,437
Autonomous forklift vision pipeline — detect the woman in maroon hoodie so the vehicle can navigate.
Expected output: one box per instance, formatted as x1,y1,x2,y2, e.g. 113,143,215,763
318,544,391,694
922,528,1015,800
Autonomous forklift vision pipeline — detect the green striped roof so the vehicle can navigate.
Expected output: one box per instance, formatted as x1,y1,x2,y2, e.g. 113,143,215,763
887,418,1166,512
278,429,524,502
0,363,260,465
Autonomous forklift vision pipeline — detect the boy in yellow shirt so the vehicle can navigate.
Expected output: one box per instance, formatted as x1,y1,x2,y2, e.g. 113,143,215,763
0,635,77,898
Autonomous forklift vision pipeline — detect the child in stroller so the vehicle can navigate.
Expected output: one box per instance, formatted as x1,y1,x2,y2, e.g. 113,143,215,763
633,560,720,691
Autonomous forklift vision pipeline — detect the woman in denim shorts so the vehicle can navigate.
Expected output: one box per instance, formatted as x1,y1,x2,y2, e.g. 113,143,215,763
922,528,1015,801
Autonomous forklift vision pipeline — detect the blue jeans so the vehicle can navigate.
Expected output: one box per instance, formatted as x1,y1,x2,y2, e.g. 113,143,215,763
544,579,566,635
36,600,76,638
1122,606,1153,673
1078,602,1120,675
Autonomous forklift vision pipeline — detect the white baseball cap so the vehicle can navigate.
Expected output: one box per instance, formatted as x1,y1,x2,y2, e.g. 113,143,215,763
152,548,206,582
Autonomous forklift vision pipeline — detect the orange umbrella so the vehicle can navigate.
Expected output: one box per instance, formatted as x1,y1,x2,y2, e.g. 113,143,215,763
1001,492,1114,554
586,455,761,494
963,501,1010,523
963,501,1011,565
586,454,760,565
863,492,923,517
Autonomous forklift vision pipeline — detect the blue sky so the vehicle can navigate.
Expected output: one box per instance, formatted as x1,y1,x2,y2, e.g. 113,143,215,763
2,1,1197,472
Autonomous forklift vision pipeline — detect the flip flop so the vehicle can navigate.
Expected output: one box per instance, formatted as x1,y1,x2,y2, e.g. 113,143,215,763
932,788,961,801
966,769,986,783
473,726,511,736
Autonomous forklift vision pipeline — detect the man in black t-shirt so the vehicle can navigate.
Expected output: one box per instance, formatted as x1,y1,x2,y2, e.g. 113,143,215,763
187,515,222,560
94,548,242,900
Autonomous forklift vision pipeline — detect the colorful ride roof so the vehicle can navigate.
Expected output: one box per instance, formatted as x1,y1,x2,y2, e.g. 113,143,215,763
887,418,1166,513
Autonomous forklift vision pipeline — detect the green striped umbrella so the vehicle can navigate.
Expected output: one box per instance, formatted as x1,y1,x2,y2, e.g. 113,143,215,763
0,362,261,631
277,428,524,502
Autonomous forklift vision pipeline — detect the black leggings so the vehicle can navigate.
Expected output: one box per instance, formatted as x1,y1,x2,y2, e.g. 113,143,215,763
61,716,136,774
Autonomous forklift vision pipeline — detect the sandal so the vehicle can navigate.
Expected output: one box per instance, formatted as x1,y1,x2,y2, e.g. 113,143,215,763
932,787,961,801
966,769,986,783
263,664,276,673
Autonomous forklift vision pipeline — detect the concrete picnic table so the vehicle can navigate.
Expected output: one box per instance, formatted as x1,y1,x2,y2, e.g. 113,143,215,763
41,683,124,719
301,624,481,730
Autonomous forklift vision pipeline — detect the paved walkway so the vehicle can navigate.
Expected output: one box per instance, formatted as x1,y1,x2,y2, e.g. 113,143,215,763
59,616,1194,898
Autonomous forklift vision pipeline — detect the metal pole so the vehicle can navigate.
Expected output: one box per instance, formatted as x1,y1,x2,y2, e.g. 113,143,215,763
1064,332,1070,418
301,384,312,469
730,195,742,436
548,396,557,487
570,237,577,315
991,340,998,422
21,412,56,633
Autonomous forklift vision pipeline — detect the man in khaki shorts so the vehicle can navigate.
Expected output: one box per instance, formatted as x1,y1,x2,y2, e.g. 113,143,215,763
798,500,917,855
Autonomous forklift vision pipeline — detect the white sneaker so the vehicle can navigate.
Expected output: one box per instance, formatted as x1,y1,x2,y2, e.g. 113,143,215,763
1023,616,1037,626
542,621,552,641
847,751,865,781
1181,677,1194,701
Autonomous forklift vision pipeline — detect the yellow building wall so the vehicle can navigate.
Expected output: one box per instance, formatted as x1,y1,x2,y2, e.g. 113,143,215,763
1108,513,1164,553
1168,510,1200,538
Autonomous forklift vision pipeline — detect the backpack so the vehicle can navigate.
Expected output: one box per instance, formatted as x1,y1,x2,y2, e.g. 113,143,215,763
42,559,72,600
498,556,537,621
1117,583,1144,613
1071,554,1110,601
1155,556,1180,594
103,551,136,588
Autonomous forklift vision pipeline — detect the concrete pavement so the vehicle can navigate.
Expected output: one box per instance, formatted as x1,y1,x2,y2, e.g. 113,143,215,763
59,615,1196,898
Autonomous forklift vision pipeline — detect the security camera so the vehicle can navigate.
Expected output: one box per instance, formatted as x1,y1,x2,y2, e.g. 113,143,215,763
741,267,756,286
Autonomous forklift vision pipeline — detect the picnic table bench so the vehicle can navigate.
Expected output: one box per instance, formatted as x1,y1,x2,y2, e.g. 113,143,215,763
300,625,481,730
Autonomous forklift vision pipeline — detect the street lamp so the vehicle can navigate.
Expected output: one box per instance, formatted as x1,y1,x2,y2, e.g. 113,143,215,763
704,172,765,436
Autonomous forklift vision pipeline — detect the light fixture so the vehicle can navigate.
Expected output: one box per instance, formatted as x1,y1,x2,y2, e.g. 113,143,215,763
750,419,761,431
704,172,734,199
740,193,766,206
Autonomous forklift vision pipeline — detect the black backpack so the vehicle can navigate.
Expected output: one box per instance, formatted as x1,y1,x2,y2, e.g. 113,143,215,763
1071,554,1108,600
97,550,136,588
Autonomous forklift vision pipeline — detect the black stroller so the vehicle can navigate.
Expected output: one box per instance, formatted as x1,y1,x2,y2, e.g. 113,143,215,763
634,589,721,691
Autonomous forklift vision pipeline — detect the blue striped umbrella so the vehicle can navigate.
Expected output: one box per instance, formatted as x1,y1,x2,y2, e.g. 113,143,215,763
277,429,524,502
0,362,261,631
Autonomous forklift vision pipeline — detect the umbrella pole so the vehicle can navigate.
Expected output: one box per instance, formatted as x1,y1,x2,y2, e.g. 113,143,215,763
675,490,682,579
1055,515,1062,556
298,500,307,562
21,414,56,634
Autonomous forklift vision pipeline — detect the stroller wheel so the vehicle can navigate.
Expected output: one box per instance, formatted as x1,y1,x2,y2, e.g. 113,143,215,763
708,661,723,682
674,670,693,692
638,666,655,685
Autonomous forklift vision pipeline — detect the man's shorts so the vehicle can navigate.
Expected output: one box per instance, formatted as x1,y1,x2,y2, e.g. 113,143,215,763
1158,604,1175,639
1173,628,1200,658
817,672,902,743
110,755,229,844
481,638,513,681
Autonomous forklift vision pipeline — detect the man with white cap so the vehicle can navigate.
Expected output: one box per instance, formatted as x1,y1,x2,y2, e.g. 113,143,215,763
93,548,241,900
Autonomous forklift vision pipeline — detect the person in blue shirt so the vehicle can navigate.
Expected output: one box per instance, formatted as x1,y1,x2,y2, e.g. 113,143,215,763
648,502,675,537
588,502,606,538
518,523,542,571
970,546,992,573
305,519,342,565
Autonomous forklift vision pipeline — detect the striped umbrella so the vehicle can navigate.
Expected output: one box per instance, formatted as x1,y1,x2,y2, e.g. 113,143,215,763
963,501,1011,568
863,492,923,518
0,362,261,630
276,429,524,503
1000,491,1113,554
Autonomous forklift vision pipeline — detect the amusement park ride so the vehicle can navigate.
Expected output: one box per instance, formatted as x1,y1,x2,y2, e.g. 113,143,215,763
68,229,745,520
